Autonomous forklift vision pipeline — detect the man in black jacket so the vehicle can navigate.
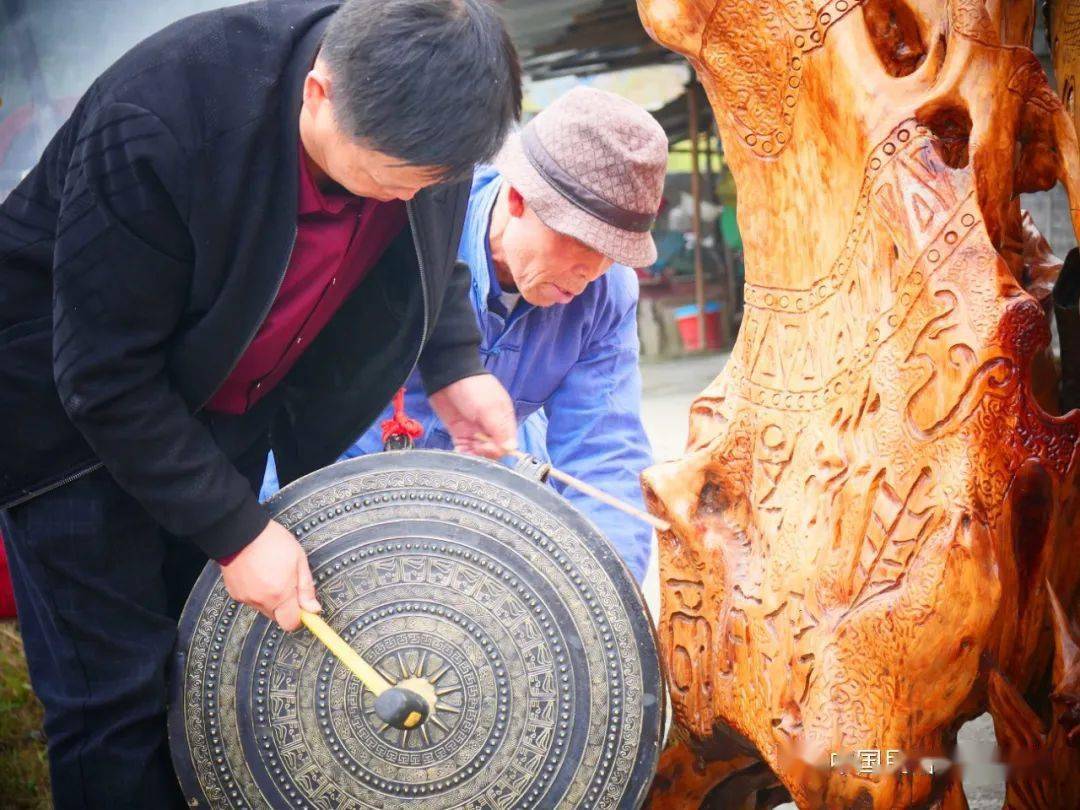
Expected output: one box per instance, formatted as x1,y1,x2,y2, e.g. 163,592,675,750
0,1,521,806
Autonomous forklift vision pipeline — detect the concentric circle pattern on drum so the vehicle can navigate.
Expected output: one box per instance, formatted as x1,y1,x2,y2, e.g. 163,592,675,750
170,450,663,809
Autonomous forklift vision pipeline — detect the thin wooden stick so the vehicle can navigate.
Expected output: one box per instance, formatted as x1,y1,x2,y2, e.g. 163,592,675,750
477,435,672,533
540,459,672,532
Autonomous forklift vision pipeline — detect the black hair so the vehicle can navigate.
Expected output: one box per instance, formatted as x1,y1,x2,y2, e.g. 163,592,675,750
321,0,523,182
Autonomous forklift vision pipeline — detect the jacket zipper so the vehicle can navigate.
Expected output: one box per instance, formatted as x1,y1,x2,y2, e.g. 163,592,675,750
404,199,430,371
316,198,430,464
4,463,104,509
9,229,300,509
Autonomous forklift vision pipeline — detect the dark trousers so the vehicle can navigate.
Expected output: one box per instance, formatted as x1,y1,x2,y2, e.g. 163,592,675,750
1,438,268,810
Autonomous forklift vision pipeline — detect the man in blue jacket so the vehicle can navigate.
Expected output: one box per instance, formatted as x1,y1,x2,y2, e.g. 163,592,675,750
268,88,668,580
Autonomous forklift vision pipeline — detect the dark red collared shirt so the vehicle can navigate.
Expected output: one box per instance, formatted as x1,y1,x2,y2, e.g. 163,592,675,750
206,151,407,415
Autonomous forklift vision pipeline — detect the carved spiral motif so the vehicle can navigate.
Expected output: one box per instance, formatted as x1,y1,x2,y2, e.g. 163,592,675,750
169,451,663,809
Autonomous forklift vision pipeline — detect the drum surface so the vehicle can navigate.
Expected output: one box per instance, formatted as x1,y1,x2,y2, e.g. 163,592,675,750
170,450,663,809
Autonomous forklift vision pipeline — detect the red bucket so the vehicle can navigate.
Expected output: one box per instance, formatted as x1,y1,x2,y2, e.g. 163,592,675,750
675,302,722,351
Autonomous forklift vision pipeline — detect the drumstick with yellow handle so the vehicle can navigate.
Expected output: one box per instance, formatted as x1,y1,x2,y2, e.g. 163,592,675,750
299,610,434,730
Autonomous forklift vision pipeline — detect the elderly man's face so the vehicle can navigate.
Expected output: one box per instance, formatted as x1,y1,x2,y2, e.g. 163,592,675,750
499,186,613,306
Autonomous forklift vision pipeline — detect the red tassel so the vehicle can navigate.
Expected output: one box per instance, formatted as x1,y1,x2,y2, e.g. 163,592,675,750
380,387,424,445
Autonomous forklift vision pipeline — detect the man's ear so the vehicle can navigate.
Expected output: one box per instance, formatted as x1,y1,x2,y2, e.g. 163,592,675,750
303,70,331,111
507,185,526,218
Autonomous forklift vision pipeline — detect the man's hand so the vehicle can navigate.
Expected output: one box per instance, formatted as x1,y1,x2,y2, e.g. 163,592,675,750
429,374,517,459
220,520,322,631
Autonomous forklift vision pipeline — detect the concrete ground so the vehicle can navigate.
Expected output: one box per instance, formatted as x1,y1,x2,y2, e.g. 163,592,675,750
636,353,1004,808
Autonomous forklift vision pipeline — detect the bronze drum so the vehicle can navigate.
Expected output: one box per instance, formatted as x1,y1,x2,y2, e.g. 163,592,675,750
169,450,664,808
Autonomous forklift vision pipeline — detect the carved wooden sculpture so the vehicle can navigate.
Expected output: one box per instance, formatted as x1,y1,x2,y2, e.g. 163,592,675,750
1051,0,1080,140
636,0,1080,807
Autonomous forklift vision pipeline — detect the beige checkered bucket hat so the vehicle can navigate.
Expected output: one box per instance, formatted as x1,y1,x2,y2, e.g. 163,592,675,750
494,86,668,268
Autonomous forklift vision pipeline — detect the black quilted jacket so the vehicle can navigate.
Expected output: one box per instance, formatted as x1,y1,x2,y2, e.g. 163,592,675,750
0,0,484,557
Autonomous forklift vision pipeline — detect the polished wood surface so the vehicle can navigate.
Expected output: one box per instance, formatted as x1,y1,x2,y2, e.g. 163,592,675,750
636,0,1080,806
1051,0,1080,143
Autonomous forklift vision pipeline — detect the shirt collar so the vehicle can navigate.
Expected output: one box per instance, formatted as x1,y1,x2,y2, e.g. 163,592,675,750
461,168,502,308
480,186,513,317
487,249,505,298
298,146,362,215
463,167,534,322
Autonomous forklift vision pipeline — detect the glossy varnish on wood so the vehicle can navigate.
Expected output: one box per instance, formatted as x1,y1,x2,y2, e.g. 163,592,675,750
1052,0,1080,142
636,0,1080,806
